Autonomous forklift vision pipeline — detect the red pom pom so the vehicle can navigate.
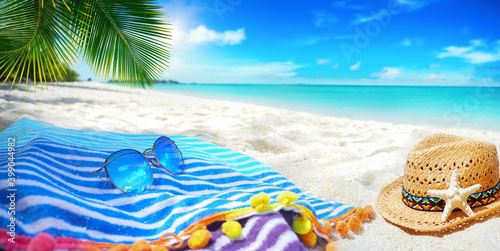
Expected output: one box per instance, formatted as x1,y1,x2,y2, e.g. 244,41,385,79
27,233,56,251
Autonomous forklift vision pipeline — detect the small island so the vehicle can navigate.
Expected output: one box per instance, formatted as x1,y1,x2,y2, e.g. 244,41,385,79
157,79,180,84
106,79,180,84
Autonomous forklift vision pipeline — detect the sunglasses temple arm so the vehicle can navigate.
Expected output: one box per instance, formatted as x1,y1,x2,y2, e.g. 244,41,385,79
96,170,113,184
91,166,105,175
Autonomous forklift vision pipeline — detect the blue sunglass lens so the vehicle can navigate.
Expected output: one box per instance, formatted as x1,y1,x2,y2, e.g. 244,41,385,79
153,137,184,174
105,151,152,193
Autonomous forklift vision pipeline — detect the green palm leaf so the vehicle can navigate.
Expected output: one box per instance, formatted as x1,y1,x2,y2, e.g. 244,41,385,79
83,0,171,88
0,0,171,90
0,0,80,90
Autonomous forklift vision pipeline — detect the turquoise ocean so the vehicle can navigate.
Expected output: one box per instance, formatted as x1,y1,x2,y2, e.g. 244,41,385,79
153,84,500,132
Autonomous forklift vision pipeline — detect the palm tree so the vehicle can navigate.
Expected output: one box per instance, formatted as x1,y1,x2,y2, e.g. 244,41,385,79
0,0,170,91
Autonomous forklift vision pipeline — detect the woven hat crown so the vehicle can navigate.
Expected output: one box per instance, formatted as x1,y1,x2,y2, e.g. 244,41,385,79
403,133,500,197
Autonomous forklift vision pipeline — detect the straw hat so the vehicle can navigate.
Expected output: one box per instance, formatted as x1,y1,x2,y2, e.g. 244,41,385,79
377,133,500,232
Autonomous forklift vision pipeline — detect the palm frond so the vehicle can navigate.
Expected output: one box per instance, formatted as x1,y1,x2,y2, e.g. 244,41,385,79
83,0,171,88
0,0,87,91
0,0,171,90
0,0,38,51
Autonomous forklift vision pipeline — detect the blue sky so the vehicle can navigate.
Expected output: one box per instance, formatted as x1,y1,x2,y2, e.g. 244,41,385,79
77,0,500,86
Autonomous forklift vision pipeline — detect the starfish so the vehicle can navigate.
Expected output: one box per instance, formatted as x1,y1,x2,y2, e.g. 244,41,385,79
427,170,481,221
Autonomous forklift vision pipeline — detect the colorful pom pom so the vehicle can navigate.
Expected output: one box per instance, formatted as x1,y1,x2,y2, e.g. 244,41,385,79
188,229,212,249
365,205,375,218
222,220,242,239
27,233,56,251
109,244,129,251
319,220,332,235
355,208,369,221
326,241,337,251
131,240,150,251
348,216,361,231
250,192,270,211
299,230,317,248
277,191,298,205
336,220,349,235
151,246,168,251
292,216,312,235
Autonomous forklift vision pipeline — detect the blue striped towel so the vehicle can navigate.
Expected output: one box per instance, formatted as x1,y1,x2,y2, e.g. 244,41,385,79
0,119,352,248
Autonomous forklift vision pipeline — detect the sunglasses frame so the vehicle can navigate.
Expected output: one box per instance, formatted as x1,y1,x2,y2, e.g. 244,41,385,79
91,136,185,193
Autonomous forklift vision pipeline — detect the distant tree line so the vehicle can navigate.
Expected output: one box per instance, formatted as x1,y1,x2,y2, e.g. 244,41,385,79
107,79,180,84
157,79,180,84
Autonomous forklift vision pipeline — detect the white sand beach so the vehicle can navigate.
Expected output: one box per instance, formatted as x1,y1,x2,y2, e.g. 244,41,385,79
1,81,500,250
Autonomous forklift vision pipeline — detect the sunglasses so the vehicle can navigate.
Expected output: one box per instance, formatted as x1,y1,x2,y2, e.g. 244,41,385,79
91,136,185,194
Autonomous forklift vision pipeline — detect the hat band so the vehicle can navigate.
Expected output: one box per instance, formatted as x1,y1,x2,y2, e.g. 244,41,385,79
402,180,500,211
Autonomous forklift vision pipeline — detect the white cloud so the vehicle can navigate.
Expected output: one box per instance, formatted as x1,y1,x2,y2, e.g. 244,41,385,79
442,46,469,56
350,61,361,70
438,39,500,64
366,66,493,86
289,35,353,48
313,10,338,27
163,59,500,86
351,10,387,25
332,64,339,69
370,67,401,78
165,58,303,84
351,1,437,25
187,25,246,46
429,63,440,68
401,38,411,46
332,35,354,40
428,73,444,79
232,62,300,78
299,36,326,46
396,0,421,6
338,0,434,13
331,1,366,10
470,39,484,46
317,58,330,65
396,0,434,11
399,37,423,47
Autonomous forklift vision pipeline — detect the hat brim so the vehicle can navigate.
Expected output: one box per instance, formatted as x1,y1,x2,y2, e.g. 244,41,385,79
377,177,500,232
